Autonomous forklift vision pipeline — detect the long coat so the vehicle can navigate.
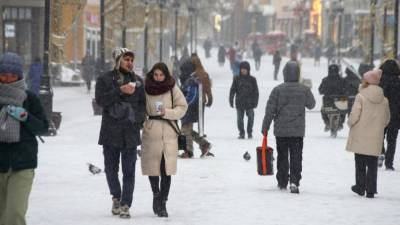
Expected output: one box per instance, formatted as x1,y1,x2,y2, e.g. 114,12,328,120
141,85,188,176
346,85,390,156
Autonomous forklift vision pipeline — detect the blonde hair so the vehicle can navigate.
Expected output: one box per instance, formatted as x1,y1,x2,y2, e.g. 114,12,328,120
361,79,369,89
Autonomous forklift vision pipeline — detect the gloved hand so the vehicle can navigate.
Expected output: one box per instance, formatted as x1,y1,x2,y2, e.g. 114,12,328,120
229,101,234,108
206,98,213,107
6,105,28,122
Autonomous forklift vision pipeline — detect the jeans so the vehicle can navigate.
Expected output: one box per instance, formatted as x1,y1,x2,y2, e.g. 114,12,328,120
236,108,254,136
276,137,304,187
384,126,399,168
103,145,137,207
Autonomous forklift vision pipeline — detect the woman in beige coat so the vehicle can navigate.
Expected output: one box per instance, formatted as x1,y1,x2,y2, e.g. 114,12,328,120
346,69,390,198
141,62,188,217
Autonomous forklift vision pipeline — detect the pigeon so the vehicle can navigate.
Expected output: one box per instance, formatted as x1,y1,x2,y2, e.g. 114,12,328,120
88,163,102,175
243,151,251,161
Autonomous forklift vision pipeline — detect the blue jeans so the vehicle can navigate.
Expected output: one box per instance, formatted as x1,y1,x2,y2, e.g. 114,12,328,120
103,145,137,207
236,108,254,136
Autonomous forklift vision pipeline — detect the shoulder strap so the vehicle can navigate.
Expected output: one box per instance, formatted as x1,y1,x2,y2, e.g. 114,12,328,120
167,88,182,135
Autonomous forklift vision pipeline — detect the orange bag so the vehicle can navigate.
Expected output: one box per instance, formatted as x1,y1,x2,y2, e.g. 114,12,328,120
256,134,274,175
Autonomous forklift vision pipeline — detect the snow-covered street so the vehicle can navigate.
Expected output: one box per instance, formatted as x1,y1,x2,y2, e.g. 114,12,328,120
28,51,400,225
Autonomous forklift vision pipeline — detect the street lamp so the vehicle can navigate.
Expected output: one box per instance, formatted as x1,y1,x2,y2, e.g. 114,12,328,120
248,0,262,34
40,0,57,136
188,0,195,54
332,0,344,65
159,0,166,62
172,0,180,57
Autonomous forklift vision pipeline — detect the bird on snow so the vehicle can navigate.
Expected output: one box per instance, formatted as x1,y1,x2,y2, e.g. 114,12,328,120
243,151,251,161
88,163,102,175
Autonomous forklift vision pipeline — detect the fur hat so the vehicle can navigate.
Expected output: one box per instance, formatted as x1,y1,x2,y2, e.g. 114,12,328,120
112,47,134,69
363,69,382,85
239,61,250,74
0,52,23,79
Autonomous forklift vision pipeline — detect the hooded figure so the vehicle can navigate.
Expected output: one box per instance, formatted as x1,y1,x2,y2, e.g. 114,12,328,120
0,52,49,225
229,61,259,139
346,69,390,198
378,59,400,170
261,61,315,193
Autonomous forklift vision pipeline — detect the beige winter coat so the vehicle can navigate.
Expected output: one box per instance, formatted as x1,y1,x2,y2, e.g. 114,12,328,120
346,85,390,156
141,85,188,176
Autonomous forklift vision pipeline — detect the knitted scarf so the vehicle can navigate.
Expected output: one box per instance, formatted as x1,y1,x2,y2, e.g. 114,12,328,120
0,79,27,143
145,76,175,95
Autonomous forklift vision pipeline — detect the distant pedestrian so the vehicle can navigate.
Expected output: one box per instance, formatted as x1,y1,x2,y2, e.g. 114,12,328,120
217,45,226,67
27,57,43,95
262,60,315,194
141,62,187,217
203,37,212,58
252,40,262,71
347,69,390,198
229,61,259,139
81,53,96,93
95,47,146,219
314,42,321,66
273,50,282,80
0,52,49,225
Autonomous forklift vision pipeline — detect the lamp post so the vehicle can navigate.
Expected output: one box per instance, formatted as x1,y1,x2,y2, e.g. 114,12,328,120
143,0,149,74
173,0,180,57
370,0,377,65
100,0,105,73
188,0,195,54
41,0,56,136
159,0,166,62
248,0,261,34
395,0,399,59
332,0,344,65
122,0,127,47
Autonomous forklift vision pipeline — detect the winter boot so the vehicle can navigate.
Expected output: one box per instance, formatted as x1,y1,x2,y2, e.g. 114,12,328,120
385,166,395,171
157,200,168,217
277,184,287,190
178,151,193,159
119,204,131,219
111,198,120,215
200,142,214,158
366,193,375,198
378,154,385,168
351,185,365,196
289,183,299,194
153,192,162,215
248,133,253,139
238,134,245,139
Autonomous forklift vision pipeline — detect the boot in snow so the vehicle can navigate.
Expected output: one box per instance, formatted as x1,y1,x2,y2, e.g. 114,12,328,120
378,154,385,168
157,200,168,217
119,204,131,219
111,198,120,215
153,192,162,215
200,142,214,158
290,183,299,194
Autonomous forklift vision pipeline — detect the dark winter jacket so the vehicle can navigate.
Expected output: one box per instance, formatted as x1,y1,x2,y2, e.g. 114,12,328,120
81,55,96,81
379,59,400,128
0,91,49,172
181,72,200,124
262,61,315,137
344,67,361,96
27,62,43,95
95,70,146,149
273,52,281,65
229,62,259,109
218,46,226,63
318,65,346,106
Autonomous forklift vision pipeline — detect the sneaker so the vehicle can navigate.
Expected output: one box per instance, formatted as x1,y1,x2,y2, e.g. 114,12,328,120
386,166,395,171
324,125,329,132
351,185,365,196
178,151,193,159
289,183,299,194
111,198,120,215
238,135,245,139
201,151,215,158
248,134,253,139
119,204,131,219
378,155,385,168
277,184,287,190
200,142,213,158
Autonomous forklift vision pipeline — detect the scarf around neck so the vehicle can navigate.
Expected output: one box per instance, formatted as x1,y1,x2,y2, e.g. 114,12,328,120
145,77,175,96
0,79,27,143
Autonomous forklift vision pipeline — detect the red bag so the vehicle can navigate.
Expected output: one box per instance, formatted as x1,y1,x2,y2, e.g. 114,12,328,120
256,134,274,175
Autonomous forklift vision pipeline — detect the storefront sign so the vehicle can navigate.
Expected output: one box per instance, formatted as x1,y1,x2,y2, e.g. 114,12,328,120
5,23,15,38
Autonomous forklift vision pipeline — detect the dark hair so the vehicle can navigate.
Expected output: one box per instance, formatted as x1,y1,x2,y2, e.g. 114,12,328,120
146,62,172,81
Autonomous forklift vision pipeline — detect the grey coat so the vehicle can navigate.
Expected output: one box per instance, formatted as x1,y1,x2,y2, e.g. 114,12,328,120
262,61,316,137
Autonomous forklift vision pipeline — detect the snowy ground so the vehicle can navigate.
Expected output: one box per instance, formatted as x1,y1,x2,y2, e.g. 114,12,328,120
28,49,400,225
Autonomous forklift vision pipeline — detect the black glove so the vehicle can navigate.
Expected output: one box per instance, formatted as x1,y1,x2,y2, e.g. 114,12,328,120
230,101,234,108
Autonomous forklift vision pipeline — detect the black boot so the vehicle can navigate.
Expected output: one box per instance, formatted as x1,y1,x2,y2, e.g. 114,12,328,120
158,200,168,217
153,192,162,215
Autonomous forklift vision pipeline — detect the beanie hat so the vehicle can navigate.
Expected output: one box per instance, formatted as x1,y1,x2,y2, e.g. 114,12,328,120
112,47,135,70
239,61,250,74
363,69,382,85
0,52,23,79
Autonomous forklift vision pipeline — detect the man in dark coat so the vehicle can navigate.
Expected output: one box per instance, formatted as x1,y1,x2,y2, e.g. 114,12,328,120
217,45,226,67
251,40,262,71
81,53,96,93
95,47,146,219
379,59,400,170
203,37,212,58
0,52,49,225
27,57,43,95
273,50,282,80
262,60,315,194
229,61,259,139
318,64,346,130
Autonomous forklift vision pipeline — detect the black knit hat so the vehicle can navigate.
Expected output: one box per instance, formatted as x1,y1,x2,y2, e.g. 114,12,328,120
239,61,250,74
